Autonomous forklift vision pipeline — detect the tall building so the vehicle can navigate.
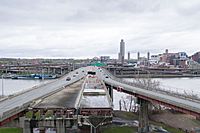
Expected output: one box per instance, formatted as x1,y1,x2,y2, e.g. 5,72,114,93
165,49,169,54
147,52,150,60
137,52,140,60
119,39,125,64
128,52,130,61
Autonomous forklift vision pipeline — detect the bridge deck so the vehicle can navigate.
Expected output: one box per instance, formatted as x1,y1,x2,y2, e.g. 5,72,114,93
33,79,84,109
0,68,86,124
104,78,200,115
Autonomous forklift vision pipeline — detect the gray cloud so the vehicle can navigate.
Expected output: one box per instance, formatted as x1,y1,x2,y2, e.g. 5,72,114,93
0,0,200,58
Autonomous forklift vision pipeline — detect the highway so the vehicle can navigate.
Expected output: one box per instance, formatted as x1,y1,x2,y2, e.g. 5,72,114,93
99,68,200,115
33,79,85,109
0,67,87,121
1,66,200,125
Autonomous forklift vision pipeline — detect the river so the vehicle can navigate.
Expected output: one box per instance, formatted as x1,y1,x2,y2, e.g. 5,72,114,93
124,77,200,96
0,79,51,95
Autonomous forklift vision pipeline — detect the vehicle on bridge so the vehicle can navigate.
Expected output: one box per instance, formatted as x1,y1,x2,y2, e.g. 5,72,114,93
87,71,96,75
66,77,71,81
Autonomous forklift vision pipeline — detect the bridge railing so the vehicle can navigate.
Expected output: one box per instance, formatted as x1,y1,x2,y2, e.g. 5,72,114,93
0,102,31,123
0,71,85,123
0,78,60,103
103,68,200,103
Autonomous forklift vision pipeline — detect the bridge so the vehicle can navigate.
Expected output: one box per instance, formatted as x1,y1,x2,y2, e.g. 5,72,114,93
106,66,200,78
0,66,200,133
0,63,74,75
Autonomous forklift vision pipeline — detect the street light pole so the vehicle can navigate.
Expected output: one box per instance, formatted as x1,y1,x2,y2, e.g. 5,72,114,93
42,69,44,81
2,74,4,97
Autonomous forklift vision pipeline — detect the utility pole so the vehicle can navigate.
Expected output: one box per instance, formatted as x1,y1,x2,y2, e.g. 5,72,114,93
1,74,4,97
42,69,44,81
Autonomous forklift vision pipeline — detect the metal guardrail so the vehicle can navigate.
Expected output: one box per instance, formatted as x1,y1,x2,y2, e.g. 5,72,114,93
0,76,63,103
0,102,31,122
104,77,200,114
0,72,85,123
74,77,86,109
102,68,200,103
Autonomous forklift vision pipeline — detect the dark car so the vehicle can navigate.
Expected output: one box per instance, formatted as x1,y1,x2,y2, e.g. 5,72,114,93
66,77,71,81
105,75,109,78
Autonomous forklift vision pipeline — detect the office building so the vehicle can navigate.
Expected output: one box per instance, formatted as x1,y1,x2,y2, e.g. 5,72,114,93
119,39,125,64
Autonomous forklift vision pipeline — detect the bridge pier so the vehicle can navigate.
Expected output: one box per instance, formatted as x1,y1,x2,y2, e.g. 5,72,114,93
137,98,150,133
113,69,116,76
108,86,113,101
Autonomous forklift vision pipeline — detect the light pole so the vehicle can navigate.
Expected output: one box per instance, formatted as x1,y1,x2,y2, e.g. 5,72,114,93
1,74,4,97
42,69,44,81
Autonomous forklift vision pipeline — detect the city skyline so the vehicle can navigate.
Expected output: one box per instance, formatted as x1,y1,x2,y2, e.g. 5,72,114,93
0,0,200,59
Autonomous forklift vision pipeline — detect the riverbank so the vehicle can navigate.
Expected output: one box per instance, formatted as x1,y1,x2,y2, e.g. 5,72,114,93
115,74,200,78
150,110,200,131
1,110,199,133
102,110,200,133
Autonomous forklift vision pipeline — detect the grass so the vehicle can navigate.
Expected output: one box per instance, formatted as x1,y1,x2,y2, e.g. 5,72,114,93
164,127,185,133
0,128,22,133
150,121,185,133
114,110,138,120
114,111,185,133
192,119,200,125
102,126,137,133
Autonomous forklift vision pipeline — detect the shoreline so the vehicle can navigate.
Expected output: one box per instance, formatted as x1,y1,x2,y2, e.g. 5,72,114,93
115,74,200,78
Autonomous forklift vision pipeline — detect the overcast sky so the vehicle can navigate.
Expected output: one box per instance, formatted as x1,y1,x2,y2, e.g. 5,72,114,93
0,0,200,59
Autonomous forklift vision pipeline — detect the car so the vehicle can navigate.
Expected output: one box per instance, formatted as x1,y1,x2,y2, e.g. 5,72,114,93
105,75,109,78
66,77,71,81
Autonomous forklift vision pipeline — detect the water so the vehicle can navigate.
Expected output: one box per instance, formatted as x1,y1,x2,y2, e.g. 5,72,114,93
155,77,200,96
124,78,200,97
0,79,51,96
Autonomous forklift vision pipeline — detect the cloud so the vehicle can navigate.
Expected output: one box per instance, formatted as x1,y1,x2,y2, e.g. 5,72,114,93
0,0,200,58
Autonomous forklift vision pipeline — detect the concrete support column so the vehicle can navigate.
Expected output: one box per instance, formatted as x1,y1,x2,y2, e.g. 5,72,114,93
137,98,150,133
53,68,56,74
19,117,31,133
23,120,31,133
90,125,97,133
56,120,65,133
120,69,123,76
47,67,50,74
109,86,113,101
113,69,116,76
60,68,63,75
29,119,38,133
63,69,66,75
90,125,93,133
